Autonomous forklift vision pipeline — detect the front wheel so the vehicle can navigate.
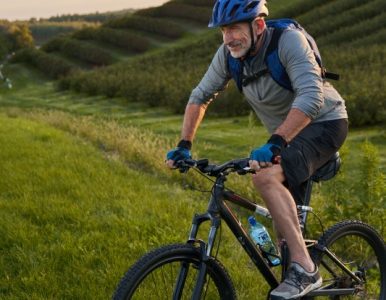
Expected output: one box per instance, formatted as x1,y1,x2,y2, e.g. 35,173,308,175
113,243,237,300
312,220,386,299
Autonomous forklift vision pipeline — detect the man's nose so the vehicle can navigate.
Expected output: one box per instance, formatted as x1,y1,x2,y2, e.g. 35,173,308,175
223,30,233,44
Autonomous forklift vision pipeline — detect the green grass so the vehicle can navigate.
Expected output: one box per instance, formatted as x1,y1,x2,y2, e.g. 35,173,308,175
0,63,384,299
0,113,204,299
2,1,384,298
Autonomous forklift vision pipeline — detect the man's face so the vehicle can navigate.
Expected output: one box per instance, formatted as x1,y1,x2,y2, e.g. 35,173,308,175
221,22,252,58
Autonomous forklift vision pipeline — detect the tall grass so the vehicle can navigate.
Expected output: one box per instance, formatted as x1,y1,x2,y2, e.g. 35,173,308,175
0,105,384,299
0,113,201,299
0,111,269,299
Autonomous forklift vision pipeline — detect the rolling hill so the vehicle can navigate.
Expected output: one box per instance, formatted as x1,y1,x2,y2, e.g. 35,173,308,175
8,0,386,126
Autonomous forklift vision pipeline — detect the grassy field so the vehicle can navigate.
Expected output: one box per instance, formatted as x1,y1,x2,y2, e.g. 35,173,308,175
0,63,384,299
1,0,384,298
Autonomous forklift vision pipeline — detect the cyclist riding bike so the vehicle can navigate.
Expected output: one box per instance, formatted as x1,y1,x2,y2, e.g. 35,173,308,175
166,0,348,299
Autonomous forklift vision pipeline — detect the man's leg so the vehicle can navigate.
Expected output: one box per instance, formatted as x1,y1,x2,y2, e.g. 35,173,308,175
251,165,314,271
252,166,322,299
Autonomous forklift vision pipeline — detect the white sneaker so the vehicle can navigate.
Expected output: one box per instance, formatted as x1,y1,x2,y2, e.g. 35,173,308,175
270,262,322,299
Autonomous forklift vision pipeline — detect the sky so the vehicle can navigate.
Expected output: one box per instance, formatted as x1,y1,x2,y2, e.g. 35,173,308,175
0,0,170,21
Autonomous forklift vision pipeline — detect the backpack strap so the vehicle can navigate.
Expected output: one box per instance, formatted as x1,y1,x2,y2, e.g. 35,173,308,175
265,26,293,91
227,18,339,93
234,22,294,92
242,68,269,88
227,54,244,92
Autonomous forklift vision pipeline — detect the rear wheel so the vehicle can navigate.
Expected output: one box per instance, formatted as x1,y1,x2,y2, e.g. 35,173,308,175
312,220,386,299
113,243,237,300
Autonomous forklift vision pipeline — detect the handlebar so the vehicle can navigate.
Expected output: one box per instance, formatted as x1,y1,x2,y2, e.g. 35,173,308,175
175,158,255,177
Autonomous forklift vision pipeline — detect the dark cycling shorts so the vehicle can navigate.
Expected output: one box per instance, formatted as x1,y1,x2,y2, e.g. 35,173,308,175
280,119,348,204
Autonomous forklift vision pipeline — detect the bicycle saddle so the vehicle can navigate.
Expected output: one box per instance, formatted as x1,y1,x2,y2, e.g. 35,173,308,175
311,152,341,182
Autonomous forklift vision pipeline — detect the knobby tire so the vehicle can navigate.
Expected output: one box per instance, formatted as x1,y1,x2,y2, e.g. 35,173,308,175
113,243,237,300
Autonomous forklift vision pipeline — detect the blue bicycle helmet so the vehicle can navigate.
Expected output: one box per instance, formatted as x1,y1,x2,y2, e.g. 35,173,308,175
208,0,268,28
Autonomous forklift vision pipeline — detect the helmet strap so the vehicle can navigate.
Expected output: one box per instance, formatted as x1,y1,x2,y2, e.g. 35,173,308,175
244,20,263,59
249,22,256,54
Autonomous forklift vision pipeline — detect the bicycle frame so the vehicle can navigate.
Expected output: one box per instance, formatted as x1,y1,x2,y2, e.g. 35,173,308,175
175,169,363,298
177,173,279,299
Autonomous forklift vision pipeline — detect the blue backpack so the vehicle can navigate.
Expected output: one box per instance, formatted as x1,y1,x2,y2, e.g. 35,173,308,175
228,18,339,92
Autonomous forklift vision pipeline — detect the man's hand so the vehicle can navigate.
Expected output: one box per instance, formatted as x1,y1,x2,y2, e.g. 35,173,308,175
165,140,192,169
249,134,286,170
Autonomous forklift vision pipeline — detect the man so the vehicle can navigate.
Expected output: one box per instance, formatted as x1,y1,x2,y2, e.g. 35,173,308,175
166,0,348,299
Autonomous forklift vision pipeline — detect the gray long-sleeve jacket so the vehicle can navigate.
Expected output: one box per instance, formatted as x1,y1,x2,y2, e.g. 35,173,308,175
188,27,348,134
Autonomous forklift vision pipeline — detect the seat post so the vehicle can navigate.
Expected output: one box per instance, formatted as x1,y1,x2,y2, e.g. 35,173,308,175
303,179,314,207
299,179,314,235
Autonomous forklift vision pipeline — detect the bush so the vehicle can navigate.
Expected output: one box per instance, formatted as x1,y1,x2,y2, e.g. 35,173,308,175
42,37,115,66
174,0,214,7
273,0,328,18
0,31,12,59
12,48,77,79
306,0,386,39
104,15,185,39
136,2,212,24
317,140,385,235
73,27,151,53
297,0,365,32
60,31,239,114
59,28,385,125
317,11,386,46
349,27,386,46
29,22,90,45
322,44,386,126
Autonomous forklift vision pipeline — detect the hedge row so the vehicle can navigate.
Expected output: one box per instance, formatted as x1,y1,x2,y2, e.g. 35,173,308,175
104,15,185,39
174,0,214,7
42,37,115,66
59,26,385,126
59,31,249,116
29,24,80,45
318,11,386,46
273,0,329,19
321,44,386,126
297,0,365,30
349,27,386,46
12,48,77,79
44,11,134,23
306,0,386,38
136,2,212,24
72,27,151,53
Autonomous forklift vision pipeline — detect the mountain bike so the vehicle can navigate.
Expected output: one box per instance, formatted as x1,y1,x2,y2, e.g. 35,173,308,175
113,153,386,299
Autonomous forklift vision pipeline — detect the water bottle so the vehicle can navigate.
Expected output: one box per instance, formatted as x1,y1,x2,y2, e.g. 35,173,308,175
248,216,280,266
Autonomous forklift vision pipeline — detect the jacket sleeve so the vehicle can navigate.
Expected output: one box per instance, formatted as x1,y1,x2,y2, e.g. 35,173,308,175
188,44,231,105
278,30,324,119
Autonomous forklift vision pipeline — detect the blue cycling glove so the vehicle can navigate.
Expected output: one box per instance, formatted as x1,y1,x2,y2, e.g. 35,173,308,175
166,140,192,163
250,134,287,163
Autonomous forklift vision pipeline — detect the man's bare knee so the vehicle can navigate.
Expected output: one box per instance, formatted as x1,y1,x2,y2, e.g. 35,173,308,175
252,172,273,189
252,166,284,187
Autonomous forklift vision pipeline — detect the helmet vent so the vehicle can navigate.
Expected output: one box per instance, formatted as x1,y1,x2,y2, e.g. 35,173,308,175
222,0,230,13
244,1,259,13
229,4,241,17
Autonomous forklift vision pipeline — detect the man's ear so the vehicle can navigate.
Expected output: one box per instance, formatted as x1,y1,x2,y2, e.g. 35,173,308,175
254,18,265,35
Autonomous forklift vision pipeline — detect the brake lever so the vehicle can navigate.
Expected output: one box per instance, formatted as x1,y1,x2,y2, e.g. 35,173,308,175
237,166,256,175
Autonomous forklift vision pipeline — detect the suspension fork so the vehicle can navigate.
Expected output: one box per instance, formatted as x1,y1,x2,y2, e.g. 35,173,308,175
174,181,224,300
173,213,221,300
